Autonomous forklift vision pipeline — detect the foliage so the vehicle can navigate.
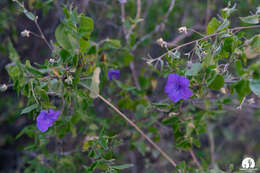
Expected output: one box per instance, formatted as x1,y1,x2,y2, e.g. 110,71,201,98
0,0,260,172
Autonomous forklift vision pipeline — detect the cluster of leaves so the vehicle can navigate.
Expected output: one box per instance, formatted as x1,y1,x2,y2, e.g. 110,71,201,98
1,0,260,172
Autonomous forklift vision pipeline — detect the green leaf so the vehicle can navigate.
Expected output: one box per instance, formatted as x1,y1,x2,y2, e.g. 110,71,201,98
25,60,44,76
240,15,259,24
250,79,260,96
221,3,236,19
55,23,78,52
103,39,121,49
21,104,38,115
79,38,91,53
16,125,35,139
121,51,134,66
217,20,230,32
79,16,94,38
134,141,146,156
233,80,251,102
235,60,244,76
207,17,220,34
8,39,20,62
89,67,101,98
185,63,202,76
112,164,133,170
24,11,35,21
209,74,224,90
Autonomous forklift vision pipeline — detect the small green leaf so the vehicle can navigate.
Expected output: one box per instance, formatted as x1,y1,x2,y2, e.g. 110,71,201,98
217,20,230,32
233,80,251,102
55,23,78,52
103,39,121,49
207,17,220,34
209,74,224,90
221,3,236,19
235,60,244,76
21,104,38,115
89,67,101,98
8,39,20,62
121,51,134,66
79,38,90,53
16,125,35,139
24,11,35,21
185,63,202,76
134,141,146,156
240,15,259,24
79,16,94,38
250,79,260,96
112,164,133,170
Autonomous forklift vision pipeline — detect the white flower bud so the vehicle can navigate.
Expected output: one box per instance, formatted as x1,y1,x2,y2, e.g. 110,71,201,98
65,76,73,85
21,30,30,37
69,68,76,73
49,58,55,63
0,84,8,92
156,38,168,48
178,26,187,34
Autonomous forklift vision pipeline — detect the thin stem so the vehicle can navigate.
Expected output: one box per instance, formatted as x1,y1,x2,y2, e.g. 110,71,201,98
151,25,260,62
79,82,178,168
207,124,216,168
189,149,203,170
34,17,52,50
29,31,42,39
13,0,52,50
131,0,176,51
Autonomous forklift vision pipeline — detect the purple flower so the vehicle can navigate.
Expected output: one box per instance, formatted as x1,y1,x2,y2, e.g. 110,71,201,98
164,74,193,103
108,69,120,81
36,109,61,132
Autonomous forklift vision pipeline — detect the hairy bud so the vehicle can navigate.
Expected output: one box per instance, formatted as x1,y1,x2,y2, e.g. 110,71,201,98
21,30,30,37
0,84,8,92
178,26,187,34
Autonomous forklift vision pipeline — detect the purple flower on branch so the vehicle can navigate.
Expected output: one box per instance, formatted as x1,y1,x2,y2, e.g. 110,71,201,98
36,109,60,132
108,69,120,81
164,74,193,103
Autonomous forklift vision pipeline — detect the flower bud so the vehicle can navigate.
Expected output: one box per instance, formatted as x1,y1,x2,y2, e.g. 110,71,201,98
156,38,168,48
49,58,55,63
21,30,30,37
178,26,187,34
0,84,8,92
65,76,73,85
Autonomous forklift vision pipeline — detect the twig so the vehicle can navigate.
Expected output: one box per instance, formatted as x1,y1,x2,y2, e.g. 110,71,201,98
12,0,52,50
125,0,142,42
34,16,52,50
79,82,178,168
188,149,203,170
150,25,260,63
207,124,216,168
131,0,176,51
166,24,204,47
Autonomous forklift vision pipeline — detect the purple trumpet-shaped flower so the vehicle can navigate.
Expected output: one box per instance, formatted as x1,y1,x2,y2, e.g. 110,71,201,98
108,69,120,81
36,109,61,132
164,73,193,103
